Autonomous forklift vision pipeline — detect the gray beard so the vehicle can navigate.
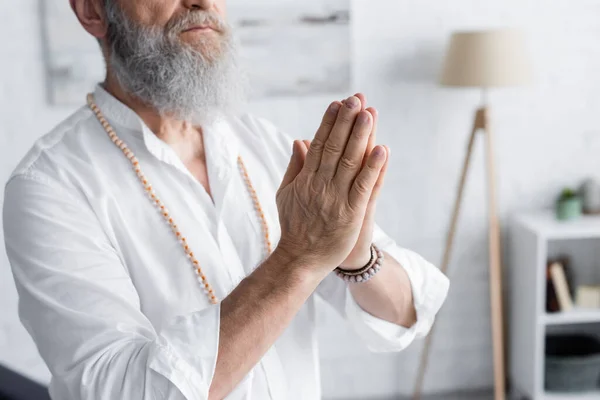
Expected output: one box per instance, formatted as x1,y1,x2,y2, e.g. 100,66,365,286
104,0,247,125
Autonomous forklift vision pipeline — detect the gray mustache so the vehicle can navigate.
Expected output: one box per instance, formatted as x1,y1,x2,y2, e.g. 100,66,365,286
167,11,227,35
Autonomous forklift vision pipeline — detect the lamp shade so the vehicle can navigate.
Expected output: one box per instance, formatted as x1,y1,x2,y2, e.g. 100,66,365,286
439,29,532,88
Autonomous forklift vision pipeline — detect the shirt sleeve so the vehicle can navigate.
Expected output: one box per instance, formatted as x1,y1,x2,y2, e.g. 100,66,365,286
2,173,220,400
316,224,449,352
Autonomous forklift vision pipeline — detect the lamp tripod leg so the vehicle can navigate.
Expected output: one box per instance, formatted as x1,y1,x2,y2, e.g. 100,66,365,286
482,108,506,400
412,110,480,400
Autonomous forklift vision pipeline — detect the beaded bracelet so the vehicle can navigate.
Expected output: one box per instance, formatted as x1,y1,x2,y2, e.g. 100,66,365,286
335,244,384,283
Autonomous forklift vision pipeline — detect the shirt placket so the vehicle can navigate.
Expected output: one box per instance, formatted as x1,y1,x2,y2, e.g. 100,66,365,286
203,125,250,289
139,124,240,295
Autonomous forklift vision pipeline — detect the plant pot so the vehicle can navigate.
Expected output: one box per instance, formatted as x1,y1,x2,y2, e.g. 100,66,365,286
581,179,600,214
556,197,582,221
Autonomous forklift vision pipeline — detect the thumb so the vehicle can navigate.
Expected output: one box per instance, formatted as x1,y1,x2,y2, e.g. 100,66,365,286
361,146,389,224
279,140,304,189
368,145,389,204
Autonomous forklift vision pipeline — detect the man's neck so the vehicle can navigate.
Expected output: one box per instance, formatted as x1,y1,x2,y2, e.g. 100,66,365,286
102,73,205,161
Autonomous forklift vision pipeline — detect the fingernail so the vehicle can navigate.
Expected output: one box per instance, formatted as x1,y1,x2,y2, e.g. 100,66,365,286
357,112,370,124
373,146,385,158
329,102,341,114
345,96,359,109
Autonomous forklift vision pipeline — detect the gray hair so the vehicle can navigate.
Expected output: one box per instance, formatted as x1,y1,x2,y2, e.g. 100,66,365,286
103,0,247,124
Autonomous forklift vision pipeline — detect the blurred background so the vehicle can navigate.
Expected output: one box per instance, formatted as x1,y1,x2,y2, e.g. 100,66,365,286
3,0,600,399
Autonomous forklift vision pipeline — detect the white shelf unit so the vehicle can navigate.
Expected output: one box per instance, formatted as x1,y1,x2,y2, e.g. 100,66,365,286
509,211,600,400
543,393,600,400
542,309,600,326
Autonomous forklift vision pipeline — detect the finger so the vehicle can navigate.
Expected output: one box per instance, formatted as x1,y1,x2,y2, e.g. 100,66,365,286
297,140,310,164
302,140,312,153
363,194,378,230
342,94,367,111
348,145,387,210
318,95,362,178
334,110,373,188
363,107,378,168
368,145,389,204
363,145,389,226
344,93,367,110
279,140,303,190
304,101,342,173
354,93,367,111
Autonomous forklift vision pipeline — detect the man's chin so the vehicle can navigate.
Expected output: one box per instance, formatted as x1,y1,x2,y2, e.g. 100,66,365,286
180,35,225,58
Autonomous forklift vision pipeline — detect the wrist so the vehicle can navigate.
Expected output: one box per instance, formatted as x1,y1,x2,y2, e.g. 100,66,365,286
269,245,330,285
340,247,372,271
335,244,384,283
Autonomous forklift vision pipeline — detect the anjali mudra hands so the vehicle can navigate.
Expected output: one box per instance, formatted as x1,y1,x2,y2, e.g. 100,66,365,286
209,94,416,399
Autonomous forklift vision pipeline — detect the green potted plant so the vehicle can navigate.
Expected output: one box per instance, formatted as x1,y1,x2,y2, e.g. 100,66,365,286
556,188,583,221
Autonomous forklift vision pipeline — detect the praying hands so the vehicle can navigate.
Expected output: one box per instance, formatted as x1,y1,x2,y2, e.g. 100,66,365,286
275,93,389,273
210,94,418,399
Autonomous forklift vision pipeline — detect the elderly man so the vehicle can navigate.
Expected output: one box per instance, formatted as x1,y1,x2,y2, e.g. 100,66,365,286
2,1,448,399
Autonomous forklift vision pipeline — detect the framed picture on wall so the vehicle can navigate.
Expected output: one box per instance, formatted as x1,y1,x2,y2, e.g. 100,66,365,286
40,0,351,105
228,0,351,97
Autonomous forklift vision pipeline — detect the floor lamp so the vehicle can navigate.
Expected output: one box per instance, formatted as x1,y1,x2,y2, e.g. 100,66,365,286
412,30,532,400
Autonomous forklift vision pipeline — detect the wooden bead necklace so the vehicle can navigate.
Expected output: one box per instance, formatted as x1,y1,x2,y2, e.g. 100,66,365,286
87,94,272,304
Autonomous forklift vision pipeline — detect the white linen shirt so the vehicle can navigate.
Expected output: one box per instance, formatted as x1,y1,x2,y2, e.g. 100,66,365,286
3,85,449,400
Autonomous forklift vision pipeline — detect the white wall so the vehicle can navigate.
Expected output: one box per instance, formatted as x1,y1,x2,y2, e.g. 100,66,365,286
3,0,600,398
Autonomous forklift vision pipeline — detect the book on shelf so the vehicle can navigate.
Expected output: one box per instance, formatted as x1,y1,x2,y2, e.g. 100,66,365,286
576,285,600,309
546,256,574,313
550,262,573,311
545,262,559,313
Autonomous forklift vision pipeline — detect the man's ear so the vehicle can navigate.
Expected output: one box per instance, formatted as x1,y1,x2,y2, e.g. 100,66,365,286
70,0,109,40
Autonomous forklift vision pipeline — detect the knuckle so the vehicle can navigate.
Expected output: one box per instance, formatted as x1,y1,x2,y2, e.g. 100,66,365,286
366,158,381,170
323,140,342,156
338,156,357,171
353,128,369,141
311,173,328,189
328,179,343,195
338,207,354,222
310,139,325,152
354,178,370,195
320,117,335,129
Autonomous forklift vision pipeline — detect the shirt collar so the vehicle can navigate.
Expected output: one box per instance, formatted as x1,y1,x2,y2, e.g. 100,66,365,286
91,84,240,203
92,84,238,151
93,84,184,171
93,84,144,132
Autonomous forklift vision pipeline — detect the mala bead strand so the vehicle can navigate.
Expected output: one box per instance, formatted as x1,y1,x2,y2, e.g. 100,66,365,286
88,94,275,305
237,158,273,257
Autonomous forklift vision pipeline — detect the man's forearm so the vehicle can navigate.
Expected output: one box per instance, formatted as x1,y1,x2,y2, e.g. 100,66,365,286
208,250,325,400
348,252,417,328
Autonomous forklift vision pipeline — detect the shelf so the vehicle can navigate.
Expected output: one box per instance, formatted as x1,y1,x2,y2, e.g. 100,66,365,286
515,211,600,239
542,308,600,325
510,212,600,400
543,390,600,399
